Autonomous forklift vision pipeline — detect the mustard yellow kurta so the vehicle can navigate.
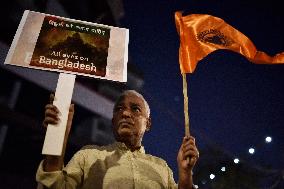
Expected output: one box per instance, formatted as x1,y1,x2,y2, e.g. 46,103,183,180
36,142,178,189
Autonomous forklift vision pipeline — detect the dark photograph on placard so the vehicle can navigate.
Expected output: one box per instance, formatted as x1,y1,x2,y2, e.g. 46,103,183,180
30,16,110,77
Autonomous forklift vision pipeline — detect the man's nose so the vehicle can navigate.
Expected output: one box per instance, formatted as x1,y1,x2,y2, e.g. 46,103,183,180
122,109,131,117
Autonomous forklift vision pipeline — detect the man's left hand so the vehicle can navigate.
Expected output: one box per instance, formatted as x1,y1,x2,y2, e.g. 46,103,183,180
177,136,199,172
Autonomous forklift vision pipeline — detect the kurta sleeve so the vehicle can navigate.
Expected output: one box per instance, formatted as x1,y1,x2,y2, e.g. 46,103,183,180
36,150,85,189
167,165,178,189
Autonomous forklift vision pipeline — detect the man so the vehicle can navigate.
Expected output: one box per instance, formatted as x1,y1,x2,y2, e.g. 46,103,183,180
36,90,199,189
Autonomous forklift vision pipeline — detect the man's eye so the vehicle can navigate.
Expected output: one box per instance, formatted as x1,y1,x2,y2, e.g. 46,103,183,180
115,106,123,112
132,106,141,112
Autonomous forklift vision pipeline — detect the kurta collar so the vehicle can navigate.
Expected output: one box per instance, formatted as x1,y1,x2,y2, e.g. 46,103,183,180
114,142,145,154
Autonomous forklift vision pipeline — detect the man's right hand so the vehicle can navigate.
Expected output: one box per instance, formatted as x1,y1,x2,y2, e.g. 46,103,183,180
43,93,60,127
42,93,75,171
43,93,74,139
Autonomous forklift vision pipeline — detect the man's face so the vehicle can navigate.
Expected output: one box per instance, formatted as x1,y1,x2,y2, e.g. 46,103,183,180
112,93,151,142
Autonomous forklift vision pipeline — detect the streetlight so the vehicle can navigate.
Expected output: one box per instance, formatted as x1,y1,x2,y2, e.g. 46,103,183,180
265,136,272,143
210,174,215,180
234,158,240,164
249,147,255,154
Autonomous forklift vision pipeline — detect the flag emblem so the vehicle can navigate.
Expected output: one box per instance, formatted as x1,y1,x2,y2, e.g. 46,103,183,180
197,29,234,47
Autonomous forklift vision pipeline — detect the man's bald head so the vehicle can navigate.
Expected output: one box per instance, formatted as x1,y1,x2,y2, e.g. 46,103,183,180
114,90,150,118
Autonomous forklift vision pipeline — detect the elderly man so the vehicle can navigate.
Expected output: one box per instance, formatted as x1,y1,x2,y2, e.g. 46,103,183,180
36,90,199,189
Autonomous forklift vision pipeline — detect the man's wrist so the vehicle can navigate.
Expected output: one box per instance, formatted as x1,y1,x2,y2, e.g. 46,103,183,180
178,169,193,189
43,155,63,171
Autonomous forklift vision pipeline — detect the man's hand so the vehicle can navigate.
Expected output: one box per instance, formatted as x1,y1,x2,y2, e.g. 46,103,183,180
42,93,75,172
177,136,199,171
43,93,74,141
177,136,199,189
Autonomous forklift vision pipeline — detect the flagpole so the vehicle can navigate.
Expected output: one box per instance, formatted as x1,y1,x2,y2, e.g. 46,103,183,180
182,73,190,137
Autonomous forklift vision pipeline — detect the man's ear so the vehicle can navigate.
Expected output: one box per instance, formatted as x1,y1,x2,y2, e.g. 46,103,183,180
146,117,151,131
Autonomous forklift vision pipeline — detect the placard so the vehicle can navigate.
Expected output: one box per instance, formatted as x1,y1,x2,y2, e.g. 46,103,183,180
5,10,128,82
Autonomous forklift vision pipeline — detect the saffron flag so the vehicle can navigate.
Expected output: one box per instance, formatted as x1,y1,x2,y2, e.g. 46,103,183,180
175,11,284,73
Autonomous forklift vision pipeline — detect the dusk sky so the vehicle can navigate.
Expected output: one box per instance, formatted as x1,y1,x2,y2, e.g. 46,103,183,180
120,0,284,181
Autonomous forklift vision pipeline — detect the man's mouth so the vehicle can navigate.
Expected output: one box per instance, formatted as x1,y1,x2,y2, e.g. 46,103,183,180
118,120,134,128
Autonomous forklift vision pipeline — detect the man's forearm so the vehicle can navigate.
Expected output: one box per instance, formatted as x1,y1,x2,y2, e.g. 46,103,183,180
178,170,194,189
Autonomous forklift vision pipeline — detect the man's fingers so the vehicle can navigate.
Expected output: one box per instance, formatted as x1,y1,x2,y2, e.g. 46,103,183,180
43,104,74,129
43,104,60,128
183,149,199,158
182,145,197,153
45,108,60,119
42,93,61,129
43,117,59,127
182,136,199,160
45,104,60,113
183,136,195,145
182,139,197,153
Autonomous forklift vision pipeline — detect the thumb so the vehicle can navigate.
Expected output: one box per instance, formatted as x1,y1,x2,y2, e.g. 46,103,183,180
61,103,75,158
189,157,197,168
68,104,75,117
49,93,55,104
65,104,75,137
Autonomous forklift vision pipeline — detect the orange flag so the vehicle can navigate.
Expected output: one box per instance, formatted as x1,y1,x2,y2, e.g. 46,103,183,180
175,11,284,73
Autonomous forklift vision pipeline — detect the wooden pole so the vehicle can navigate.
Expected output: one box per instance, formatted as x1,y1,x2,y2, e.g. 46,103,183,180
182,73,190,137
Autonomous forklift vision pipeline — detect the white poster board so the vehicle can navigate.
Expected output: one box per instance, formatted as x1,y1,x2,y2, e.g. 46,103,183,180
5,10,128,82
